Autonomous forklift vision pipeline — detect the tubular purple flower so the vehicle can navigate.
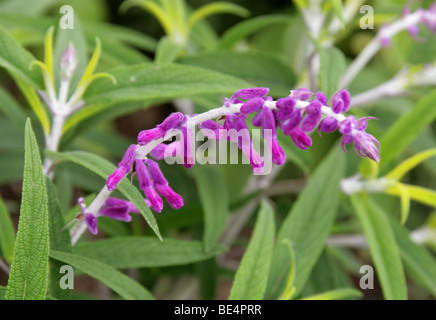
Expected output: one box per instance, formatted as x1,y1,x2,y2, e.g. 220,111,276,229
318,117,338,134
84,214,98,235
261,106,285,165
290,88,312,100
288,127,312,150
146,159,184,209
252,111,263,127
353,131,381,162
281,109,302,135
240,97,265,114
149,143,167,160
136,159,163,213
276,97,296,120
137,112,184,145
331,89,351,113
182,126,195,168
316,92,328,105
199,120,224,140
106,144,136,191
302,101,322,132
230,87,269,102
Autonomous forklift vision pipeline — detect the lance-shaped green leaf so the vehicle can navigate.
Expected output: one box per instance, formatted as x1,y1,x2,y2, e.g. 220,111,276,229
0,24,43,89
64,63,250,132
0,196,15,264
45,150,161,240
187,2,250,32
391,217,436,298
155,36,184,63
386,184,436,208
319,47,346,98
73,237,227,268
350,193,407,300
301,288,362,300
46,178,71,300
50,250,153,300
229,201,275,300
266,147,345,298
385,149,436,181
192,165,229,253
6,119,49,300
219,15,290,49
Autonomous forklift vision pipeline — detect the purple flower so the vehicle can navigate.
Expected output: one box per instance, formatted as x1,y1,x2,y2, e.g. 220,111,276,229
301,101,322,132
316,92,328,105
331,89,351,114
288,127,312,150
106,144,136,191
421,5,436,33
318,117,338,134
290,88,312,100
137,112,184,145
276,97,296,120
379,25,391,47
230,87,269,102
182,126,195,168
136,159,163,213
60,42,78,80
280,109,302,135
240,97,265,114
198,120,224,140
262,106,285,165
146,159,184,209
338,116,380,162
78,197,98,235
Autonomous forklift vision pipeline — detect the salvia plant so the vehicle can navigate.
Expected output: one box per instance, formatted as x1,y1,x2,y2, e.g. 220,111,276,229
0,0,435,302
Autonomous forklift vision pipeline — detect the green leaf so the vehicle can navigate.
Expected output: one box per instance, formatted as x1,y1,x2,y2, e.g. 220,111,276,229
46,178,72,300
50,250,153,300
386,184,436,208
0,286,5,300
0,150,24,183
155,36,184,63
45,150,162,240
0,0,54,15
0,24,43,89
385,149,436,181
319,47,346,98
379,89,436,168
187,2,250,31
330,0,345,27
229,201,275,300
0,196,15,264
192,165,229,253
6,119,49,300
73,236,227,268
219,15,290,49
301,288,363,300
350,193,407,300
266,147,345,298
391,217,436,298
64,63,250,132
179,51,296,97
0,85,27,128
395,183,410,225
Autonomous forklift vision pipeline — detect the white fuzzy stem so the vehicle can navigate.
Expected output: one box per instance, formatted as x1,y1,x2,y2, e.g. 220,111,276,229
340,10,424,88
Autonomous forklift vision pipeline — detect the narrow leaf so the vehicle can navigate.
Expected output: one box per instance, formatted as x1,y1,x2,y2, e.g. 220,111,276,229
6,119,49,300
155,36,184,63
301,288,363,300
319,47,346,98
0,196,15,264
229,201,275,300
73,236,226,268
266,147,345,298
385,149,436,180
350,193,407,300
50,250,153,300
386,184,436,208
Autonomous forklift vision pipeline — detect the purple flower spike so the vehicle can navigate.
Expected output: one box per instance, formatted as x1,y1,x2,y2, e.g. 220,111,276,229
281,109,302,135
332,89,351,113
289,127,312,150
182,126,195,169
84,214,98,235
240,98,265,114
230,87,269,102
136,159,163,213
106,144,136,191
318,117,338,134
